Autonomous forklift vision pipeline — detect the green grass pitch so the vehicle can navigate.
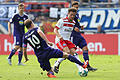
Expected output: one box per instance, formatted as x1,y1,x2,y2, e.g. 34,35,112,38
0,55,120,80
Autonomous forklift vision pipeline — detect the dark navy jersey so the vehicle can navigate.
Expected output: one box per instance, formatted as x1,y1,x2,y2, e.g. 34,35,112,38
74,12,80,29
70,12,87,48
23,27,50,57
9,13,28,36
71,12,81,36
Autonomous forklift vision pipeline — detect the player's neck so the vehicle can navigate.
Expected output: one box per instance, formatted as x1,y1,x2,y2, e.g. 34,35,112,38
19,12,23,16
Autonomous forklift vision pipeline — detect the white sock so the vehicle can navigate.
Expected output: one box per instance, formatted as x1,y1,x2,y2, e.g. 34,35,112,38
54,58,65,67
74,55,83,72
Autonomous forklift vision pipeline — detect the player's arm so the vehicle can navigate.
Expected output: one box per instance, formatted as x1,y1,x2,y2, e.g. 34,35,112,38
8,22,12,37
54,19,63,40
8,15,15,37
54,28,63,40
37,28,53,46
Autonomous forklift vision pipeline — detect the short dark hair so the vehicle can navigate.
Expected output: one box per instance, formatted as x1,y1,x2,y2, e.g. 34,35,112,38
18,3,24,8
24,19,32,29
68,7,77,13
72,1,79,7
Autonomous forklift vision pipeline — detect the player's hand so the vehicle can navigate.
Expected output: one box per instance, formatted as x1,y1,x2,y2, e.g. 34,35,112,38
59,36,64,41
24,58,29,63
81,25,84,30
48,42,53,46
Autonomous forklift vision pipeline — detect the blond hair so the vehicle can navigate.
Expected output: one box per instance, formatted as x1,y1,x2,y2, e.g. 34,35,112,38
18,3,24,8
72,1,79,7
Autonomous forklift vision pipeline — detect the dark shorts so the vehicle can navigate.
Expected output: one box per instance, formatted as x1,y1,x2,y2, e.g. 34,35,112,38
13,35,23,47
70,35,87,49
37,48,63,71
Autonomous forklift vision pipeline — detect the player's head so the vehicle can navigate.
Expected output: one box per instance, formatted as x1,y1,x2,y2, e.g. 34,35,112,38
68,7,77,21
18,3,24,13
24,19,33,29
72,1,79,10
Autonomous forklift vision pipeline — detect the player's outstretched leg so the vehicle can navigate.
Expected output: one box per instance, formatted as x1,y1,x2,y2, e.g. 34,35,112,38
65,54,88,69
73,53,85,74
53,58,65,73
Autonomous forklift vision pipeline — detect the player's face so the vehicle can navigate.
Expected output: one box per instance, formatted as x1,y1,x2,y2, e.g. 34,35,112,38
73,5,79,10
18,6,24,13
68,11,76,21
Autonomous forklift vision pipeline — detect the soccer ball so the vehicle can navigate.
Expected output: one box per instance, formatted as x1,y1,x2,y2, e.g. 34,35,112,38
78,68,88,77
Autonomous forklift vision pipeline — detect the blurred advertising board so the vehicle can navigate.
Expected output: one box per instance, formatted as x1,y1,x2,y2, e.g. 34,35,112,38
0,4,18,20
76,34,118,55
0,34,119,55
50,8,120,30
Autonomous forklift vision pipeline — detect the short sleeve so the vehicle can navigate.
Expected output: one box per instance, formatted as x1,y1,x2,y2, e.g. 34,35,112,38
55,19,63,29
25,14,29,19
9,14,15,23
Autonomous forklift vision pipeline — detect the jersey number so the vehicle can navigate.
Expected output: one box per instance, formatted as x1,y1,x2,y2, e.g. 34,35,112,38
27,35,40,47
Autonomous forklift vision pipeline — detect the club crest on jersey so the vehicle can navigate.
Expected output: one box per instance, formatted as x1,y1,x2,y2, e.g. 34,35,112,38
24,18,26,20
77,18,80,22
19,20,24,25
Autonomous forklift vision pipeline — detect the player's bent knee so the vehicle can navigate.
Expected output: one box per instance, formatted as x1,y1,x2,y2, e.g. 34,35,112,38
14,46,21,50
82,46,88,51
19,47,23,51
83,49,88,51
62,52,69,58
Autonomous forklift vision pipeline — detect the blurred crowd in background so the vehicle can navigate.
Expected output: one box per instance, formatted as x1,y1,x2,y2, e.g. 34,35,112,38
0,0,120,34
1,0,120,8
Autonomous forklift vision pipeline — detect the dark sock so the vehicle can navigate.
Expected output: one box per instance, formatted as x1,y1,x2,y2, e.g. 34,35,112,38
67,55,84,66
49,72,54,75
18,51,23,63
8,49,17,59
83,51,90,66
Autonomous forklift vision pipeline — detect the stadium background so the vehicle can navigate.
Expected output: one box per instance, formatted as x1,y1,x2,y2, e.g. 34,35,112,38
0,0,120,55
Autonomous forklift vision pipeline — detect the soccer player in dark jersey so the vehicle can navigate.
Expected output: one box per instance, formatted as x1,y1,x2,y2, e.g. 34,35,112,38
7,3,28,65
22,19,88,78
70,1,97,71
53,1,97,73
